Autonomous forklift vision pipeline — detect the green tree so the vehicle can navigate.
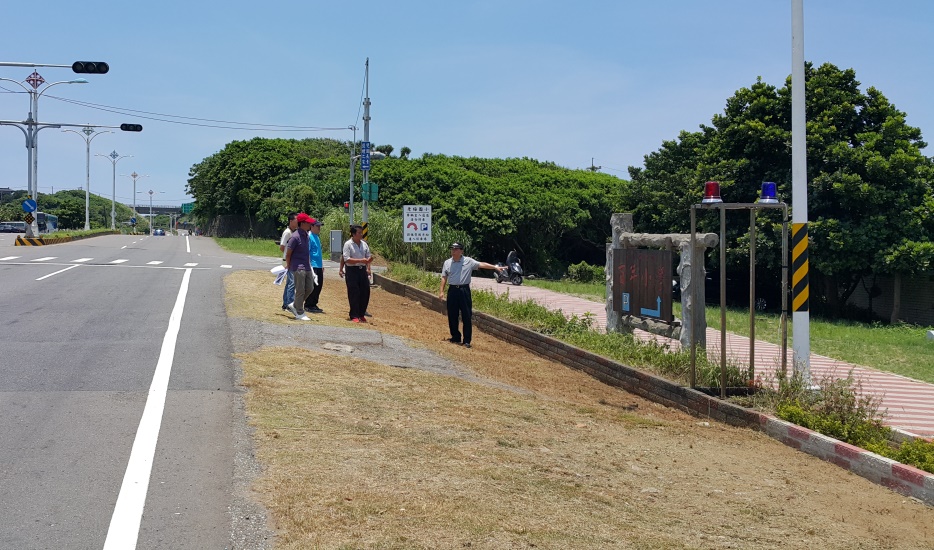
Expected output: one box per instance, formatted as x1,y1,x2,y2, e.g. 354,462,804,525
626,63,934,315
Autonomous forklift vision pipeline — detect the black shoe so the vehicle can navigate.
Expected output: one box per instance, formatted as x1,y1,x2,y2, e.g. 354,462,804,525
309,307,324,314
447,338,462,345
464,343,471,349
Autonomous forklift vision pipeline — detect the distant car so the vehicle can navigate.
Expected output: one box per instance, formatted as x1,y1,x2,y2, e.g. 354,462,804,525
153,228,166,236
0,224,14,233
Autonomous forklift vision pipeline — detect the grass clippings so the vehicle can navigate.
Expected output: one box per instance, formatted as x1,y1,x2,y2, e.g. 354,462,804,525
226,269,934,549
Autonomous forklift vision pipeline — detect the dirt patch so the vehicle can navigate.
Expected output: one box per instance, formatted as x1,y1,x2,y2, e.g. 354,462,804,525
226,268,934,549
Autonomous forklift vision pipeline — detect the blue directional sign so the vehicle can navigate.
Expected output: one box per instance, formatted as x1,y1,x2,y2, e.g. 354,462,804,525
130,217,137,225
361,141,371,171
22,199,37,213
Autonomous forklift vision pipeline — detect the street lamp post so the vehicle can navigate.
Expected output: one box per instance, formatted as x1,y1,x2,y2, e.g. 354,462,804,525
97,150,132,230
122,171,149,230
0,72,87,236
62,126,112,230
138,190,163,235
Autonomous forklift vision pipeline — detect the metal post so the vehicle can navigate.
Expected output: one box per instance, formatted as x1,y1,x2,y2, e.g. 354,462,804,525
111,159,116,230
84,135,91,230
781,206,789,375
690,206,697,388
362,58,371,225
720,205,727,398
349,129,356,226
749,209,756,382
791,0,811,382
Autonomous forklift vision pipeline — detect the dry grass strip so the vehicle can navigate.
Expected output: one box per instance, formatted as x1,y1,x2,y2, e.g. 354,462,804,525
227,269,934,549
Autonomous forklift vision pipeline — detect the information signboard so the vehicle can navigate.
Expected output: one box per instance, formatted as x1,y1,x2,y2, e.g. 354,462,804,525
403,205,432,243
612,248,673,323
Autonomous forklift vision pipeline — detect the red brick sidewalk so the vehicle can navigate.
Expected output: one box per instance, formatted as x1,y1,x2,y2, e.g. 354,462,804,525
469,277,934,439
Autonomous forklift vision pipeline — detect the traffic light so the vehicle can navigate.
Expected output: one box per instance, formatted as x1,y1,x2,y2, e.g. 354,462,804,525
343,201,350,212
72,61,109,74
120,123,143,132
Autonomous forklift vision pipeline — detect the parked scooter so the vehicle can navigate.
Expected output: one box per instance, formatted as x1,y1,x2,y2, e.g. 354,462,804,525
494,250,523,285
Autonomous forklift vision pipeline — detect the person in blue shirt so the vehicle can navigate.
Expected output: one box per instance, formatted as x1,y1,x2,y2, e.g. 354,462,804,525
303,217,325,313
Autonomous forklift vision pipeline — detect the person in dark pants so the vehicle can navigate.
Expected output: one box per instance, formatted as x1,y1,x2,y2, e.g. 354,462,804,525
303,217,325,313
340,224,372,323
438,242,505,348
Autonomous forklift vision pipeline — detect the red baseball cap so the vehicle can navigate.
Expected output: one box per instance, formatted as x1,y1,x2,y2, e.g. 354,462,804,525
296,213,312,224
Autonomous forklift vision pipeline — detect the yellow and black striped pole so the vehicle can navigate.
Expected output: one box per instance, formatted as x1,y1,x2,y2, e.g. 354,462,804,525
791,223,809,313
791,0,811,382
361,221,369,241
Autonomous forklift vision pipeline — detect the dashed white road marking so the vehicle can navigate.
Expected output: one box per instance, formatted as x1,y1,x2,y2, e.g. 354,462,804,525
146,261,163,265
0,256,20,261
72,258,93,263
121,246,127,249
183,262,198,267
110,259,129,264
36,264,80,281
220,265,232,269
32,257,56,262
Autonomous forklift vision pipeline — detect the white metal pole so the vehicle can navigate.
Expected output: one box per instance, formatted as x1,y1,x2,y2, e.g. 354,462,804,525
791,0,811,382
111,160,116,230
84,137,91,230
362,58,371,225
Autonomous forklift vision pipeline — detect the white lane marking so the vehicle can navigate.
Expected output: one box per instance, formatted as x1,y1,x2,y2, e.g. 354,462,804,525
72,258,93,263
103,268,192,550
146,261,163,265
185,236,190,254
121,246,127,249
183,262,198,267
0,256,20,261
110,259,129,264
32,257,56,262
35,264,80,281
220,265,232,269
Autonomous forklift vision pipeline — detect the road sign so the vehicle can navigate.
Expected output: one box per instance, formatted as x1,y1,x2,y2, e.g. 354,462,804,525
22,199,37,213
362,182,379,202
24,213,34,225
361,141,371,171
181,202,194,214
403,205,432,243
130,217,137,225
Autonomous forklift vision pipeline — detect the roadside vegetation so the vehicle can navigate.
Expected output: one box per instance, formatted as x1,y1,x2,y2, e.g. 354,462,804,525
526,267,934,385
385,262,934,474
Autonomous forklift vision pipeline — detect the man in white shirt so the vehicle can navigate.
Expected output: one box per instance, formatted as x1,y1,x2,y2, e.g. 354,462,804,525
279,212,297,311
341,224,373,323
438,242,505,348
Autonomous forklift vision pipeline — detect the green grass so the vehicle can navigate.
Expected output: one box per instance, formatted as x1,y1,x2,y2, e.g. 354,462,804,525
526,278,934,384
214,237,281,257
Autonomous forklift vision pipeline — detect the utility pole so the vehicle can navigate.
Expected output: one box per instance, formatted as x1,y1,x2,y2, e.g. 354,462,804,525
791,0,811,383
362,58,372,228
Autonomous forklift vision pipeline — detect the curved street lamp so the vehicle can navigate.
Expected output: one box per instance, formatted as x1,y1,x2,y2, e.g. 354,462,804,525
96,150,132,230
0,73,87,236
121,172,149,228
63,126,112,230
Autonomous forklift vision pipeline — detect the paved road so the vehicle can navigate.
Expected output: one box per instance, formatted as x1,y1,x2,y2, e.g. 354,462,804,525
469,277,934,439
0,234,273,549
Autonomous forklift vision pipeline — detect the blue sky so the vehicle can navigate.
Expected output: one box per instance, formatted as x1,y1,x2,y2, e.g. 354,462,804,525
1,1,931,210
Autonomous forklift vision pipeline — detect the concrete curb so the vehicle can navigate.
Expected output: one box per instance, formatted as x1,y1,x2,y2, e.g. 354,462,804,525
374,273,934,506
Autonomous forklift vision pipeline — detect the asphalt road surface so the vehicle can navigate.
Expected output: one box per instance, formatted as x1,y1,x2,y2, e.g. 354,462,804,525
0,233,276,549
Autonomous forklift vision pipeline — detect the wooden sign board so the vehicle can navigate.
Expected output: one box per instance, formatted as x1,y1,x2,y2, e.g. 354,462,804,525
612,248,673,323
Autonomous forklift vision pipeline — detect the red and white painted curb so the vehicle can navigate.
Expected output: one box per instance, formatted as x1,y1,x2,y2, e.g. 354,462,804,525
759,415,934,505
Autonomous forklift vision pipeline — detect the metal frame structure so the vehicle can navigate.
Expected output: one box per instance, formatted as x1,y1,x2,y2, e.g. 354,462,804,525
690,202,789,397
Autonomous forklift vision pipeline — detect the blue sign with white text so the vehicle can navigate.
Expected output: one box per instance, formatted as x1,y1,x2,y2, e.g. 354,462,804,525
361,141,371,171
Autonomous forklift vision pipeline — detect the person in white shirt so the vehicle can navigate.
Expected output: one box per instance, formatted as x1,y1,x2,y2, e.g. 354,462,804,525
341,224,373,322
279,212,297,311
438,242,505,348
